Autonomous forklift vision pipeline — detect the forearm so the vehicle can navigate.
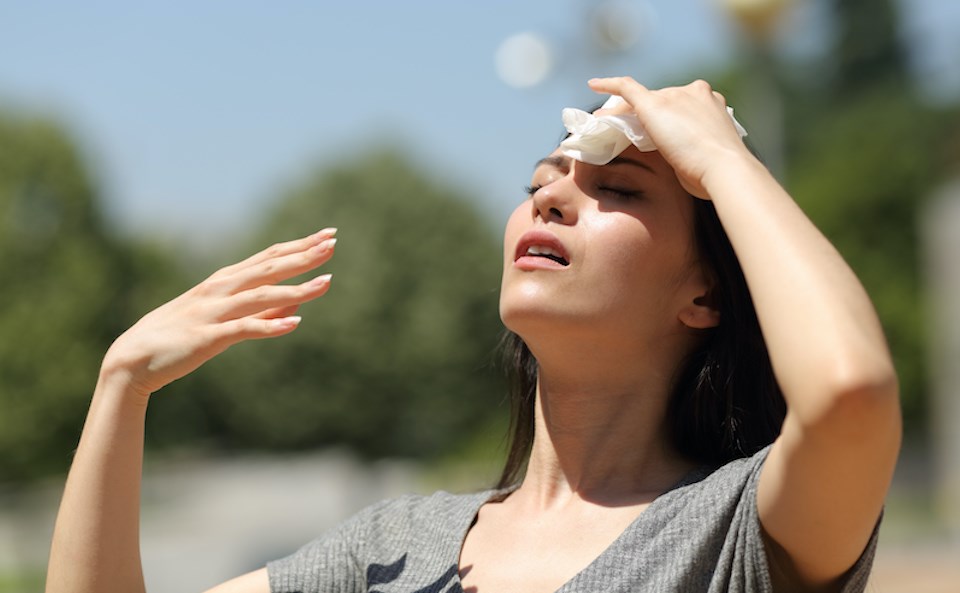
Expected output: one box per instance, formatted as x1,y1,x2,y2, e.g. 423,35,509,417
44,229,334,593
46,368,149,593
703,153,899,422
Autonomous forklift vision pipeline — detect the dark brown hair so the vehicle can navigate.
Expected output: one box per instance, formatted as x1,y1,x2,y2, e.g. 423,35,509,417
496,198,787,489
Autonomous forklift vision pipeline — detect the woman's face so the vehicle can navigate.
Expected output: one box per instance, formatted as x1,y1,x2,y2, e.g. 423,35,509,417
499,145,713,351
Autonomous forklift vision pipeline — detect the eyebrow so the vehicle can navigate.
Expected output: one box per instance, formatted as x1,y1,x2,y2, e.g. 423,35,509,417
532,154,655,174
606,155,656,174
533,155,569,171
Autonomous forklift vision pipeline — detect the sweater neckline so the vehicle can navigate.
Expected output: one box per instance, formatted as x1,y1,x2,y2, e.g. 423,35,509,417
449,464,711,593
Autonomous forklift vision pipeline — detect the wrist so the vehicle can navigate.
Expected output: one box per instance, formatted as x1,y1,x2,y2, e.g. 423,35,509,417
699,146,770,199
98,354,153,406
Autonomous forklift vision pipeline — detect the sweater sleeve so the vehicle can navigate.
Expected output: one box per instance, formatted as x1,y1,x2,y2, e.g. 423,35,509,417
267,499,391,593
724,447,881,593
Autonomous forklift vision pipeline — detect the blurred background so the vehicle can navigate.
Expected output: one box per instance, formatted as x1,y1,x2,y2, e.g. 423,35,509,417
2,0,959,591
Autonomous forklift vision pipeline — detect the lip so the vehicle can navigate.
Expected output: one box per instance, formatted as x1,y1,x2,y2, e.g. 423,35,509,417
514,229,571,270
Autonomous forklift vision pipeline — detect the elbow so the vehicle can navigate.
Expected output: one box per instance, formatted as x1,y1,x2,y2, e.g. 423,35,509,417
830,355,899,403
794,358,902,444
833,372,900,420
820,364,902,443
845,352,899,397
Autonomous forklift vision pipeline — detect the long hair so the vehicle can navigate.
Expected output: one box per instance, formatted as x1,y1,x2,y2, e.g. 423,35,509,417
495,198,786,489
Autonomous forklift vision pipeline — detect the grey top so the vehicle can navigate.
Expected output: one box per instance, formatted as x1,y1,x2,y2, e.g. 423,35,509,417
268,447,878,592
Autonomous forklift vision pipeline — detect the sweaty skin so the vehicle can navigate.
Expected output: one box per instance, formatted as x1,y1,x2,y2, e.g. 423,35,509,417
45,80,899,593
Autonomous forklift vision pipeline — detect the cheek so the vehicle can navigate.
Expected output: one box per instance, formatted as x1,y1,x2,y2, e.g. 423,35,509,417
581,212,692,308
584,213,653,271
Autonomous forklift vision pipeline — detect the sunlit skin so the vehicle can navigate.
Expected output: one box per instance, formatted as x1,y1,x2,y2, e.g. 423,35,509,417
45,78,900,593
457,148,721,593
500,147,717,366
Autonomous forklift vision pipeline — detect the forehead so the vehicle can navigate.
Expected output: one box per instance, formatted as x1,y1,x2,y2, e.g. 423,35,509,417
538,145,672,175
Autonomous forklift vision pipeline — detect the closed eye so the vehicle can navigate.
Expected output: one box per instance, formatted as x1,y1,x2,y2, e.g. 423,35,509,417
598,186,642,199
523,184,542,197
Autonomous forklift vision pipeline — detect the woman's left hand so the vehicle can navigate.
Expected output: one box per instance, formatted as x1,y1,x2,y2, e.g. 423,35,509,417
587,77,756,198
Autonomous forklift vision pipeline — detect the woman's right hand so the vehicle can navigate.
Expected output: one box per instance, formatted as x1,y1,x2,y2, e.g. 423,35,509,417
102,227,338,399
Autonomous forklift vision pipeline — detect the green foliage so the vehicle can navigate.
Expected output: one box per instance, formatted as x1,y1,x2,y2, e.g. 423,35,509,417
785,89,960,429
0,113,191,482
700,0,960,435
4,0,957,478
710,0,960,434
0,114,178,480
0,569,43,593
190,150,507,459
0,113,506,481
777,1,960,431
831,0,909,95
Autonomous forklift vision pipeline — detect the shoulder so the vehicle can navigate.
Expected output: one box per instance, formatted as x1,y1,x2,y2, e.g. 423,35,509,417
668,446,771,506
269,490,495,593
588,448,774,591
272,489,495,559
352,489,494,535
608,448,773,550
634,447,878,592
267,490,494,592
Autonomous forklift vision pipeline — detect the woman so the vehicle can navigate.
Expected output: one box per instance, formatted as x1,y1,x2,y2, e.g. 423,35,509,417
46,79,901,593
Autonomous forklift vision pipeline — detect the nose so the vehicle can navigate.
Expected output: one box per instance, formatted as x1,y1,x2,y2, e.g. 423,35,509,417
531,174,579,225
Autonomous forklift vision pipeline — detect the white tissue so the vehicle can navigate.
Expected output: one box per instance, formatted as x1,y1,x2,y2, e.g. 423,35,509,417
559,95,748,166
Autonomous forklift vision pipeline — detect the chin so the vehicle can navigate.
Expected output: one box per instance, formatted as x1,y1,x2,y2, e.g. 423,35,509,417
500,300,550,336
499,299,592,344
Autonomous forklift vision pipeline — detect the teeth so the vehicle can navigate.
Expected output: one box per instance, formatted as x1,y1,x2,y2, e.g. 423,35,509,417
527,245,561,258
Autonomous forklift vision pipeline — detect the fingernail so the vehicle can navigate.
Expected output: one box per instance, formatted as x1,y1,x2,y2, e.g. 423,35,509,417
309,273,333,286
275,315,302,329
313,227,338,239
311,237,337,252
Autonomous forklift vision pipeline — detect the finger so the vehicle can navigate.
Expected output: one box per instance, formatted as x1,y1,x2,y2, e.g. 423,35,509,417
687,79,713,94
686,81,728,109
211,238,337,295
214,228,337,279
256,304,301,320
234,239,336,292
587,76,650,109
218,274,333,321
593,101,633,117
213,315,305,347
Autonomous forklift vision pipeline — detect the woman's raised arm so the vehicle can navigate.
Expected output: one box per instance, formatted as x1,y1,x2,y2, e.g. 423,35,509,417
45,228,338,593
587,78,901,589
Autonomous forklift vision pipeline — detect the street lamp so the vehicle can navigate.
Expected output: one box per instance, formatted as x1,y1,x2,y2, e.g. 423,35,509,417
717,0,795,178
718,0,793,42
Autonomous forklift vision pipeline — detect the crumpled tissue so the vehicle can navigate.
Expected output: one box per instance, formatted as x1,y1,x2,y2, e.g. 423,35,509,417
559,95,748,165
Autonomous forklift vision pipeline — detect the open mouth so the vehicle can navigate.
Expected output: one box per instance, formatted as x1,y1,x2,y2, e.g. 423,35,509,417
525,245,569,266
514,230,571,269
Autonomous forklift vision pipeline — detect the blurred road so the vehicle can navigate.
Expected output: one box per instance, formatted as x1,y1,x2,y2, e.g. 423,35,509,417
870,541,960,592
2,450,958,592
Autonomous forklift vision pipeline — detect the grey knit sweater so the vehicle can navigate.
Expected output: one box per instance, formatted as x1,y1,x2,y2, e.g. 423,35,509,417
268,447,878,592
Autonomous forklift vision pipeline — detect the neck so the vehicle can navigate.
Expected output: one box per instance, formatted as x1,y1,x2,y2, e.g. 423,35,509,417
513,336,696,510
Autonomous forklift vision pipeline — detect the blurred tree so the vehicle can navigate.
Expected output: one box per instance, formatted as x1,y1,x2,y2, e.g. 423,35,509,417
790,0,960,430
0,113,184,481
192,150,507,459
832,0,909,97
714,0,960,433
785,93,960,430
0,115,505,479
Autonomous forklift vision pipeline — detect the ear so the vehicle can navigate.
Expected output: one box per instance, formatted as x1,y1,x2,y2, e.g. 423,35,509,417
679,290,721,330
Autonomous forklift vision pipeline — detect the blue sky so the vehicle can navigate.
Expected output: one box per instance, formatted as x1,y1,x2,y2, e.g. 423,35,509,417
2,0,958,250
